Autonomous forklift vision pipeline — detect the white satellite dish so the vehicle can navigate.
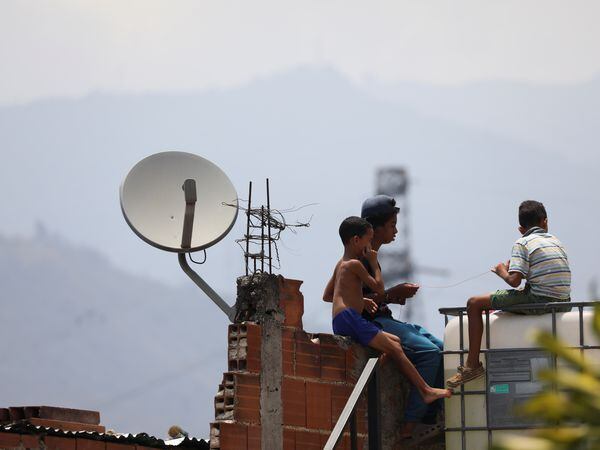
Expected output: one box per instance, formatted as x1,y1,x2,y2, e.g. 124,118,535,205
120,151,238,252
120,151,238,321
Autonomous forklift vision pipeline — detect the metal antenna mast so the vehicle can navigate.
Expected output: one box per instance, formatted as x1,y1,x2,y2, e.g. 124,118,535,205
376,167,416,321
375,167,449,322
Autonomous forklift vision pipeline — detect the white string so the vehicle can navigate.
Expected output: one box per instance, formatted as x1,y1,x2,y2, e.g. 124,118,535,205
418,271,492,289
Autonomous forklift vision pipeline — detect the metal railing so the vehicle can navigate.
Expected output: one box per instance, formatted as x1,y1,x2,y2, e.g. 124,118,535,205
439,301,600,450
323,356,382,450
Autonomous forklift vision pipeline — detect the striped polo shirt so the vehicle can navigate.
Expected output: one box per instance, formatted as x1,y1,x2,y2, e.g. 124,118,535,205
508,227,571,299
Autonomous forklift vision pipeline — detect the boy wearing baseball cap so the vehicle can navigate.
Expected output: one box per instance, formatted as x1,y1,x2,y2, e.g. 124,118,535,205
360,195,446,440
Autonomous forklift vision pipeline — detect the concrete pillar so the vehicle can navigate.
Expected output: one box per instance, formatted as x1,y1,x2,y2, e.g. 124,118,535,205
235,273,283,450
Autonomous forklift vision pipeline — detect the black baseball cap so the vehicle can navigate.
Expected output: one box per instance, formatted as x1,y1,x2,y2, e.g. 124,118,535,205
361,195,399,218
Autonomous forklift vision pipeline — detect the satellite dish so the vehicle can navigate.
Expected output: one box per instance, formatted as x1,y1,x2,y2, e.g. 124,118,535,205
120,151,238,252
120,151,239,322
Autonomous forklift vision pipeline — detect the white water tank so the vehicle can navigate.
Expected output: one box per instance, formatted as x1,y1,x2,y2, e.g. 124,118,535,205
442,306,600,450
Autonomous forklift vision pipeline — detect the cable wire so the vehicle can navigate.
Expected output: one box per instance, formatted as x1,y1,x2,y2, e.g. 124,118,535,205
418,270,492,289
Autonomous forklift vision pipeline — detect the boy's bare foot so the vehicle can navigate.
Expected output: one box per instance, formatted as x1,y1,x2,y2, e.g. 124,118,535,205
422,387,452,404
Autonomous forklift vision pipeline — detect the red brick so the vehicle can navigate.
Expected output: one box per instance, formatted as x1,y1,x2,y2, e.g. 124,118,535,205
20,434,41,449
345,346,362,383
280,297,303,328
247,425,261,450
0,408,10,421
76,439,106,450
240,323,262,373
319,334,347,381
355,393,369,435
294,331,320,379
28,418,105,433
106,444,135,450
306,381,332,430
228,323,262,373
242,322,261,343
283,427,295,450
282,328,295,375
0,432,20,448
356,434,365,450
278,277,304,299
331,385,368,436
44,436,77,450
279,278,304,329
219,422,247,450
331,384,353,425
282,377,306,427
322,432,351,450
39,406,100,425
24,407,40,419
8,407,25,420
294,430,321,450
234,372,261,424
214,381,229,420
209,422,220,449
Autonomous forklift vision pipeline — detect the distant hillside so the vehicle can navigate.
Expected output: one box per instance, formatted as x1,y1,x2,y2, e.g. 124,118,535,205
0,230,232,439
0,66,597,337
366,76,600,163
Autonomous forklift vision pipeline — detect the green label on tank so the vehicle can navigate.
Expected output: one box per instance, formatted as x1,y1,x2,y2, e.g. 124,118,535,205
490,384,510,394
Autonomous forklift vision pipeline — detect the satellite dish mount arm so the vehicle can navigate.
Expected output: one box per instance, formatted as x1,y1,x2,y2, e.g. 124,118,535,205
179,179,237,323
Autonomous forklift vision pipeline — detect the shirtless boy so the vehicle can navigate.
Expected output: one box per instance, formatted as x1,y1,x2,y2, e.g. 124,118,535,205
323,216,452,404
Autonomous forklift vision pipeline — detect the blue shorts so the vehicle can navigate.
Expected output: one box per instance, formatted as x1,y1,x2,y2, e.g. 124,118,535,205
332,308,381,346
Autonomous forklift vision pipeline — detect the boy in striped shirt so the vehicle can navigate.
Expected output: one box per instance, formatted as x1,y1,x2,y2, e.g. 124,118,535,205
446,200,571,388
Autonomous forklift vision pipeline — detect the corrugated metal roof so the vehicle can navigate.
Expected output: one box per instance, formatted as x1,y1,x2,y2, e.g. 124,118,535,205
0,422,209,449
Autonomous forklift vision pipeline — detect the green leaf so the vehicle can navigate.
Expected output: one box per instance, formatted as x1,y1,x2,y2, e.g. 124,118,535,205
520,391,569,421
493,435,558,450
594,303,600,339
534,330,594,374
538,369,600,399
535,426,588,444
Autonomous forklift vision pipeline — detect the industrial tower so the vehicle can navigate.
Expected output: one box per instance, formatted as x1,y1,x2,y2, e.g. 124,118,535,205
375,167,417,321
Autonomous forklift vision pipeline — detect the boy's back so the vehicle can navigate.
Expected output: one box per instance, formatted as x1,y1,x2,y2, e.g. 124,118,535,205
510,226,571,300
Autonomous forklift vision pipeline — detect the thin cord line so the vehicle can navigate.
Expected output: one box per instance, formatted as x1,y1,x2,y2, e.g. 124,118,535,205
419,271,492,289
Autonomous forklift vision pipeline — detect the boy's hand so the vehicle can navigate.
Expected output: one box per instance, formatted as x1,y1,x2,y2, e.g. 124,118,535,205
363,298,378,315
387,283,420,302
365,246,378,265
492,262,509,278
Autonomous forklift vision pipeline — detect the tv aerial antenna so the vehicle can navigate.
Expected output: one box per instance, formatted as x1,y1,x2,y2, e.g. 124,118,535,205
120,151,238,322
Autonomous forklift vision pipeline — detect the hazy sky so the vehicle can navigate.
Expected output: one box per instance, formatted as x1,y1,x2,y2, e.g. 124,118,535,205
2,0,600,106
2,2,599,437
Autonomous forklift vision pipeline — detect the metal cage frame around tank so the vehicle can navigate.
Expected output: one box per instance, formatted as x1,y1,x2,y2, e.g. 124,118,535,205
439,301,600,450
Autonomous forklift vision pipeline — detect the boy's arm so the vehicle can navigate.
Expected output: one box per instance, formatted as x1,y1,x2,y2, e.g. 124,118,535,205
365,248,385,295
493,242,528,288
322,260,341,302
348,259,385,295
493,260,524,288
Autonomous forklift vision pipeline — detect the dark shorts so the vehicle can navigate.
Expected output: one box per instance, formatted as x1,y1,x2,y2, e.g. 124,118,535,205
490,289,571,315
332,308,382,346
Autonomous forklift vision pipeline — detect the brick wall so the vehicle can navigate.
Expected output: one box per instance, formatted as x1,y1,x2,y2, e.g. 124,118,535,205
209,276,370,450
0,432,150,450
